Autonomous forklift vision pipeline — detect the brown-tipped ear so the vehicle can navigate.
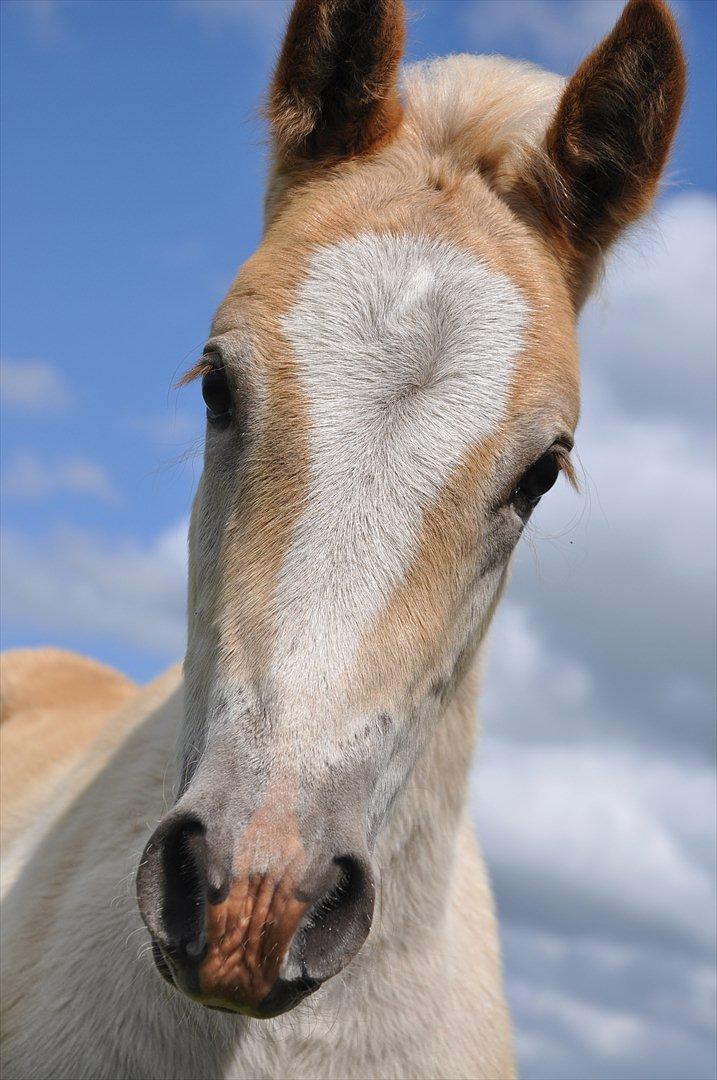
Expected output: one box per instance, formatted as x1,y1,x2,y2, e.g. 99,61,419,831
269,0,404,166
519,0,685,304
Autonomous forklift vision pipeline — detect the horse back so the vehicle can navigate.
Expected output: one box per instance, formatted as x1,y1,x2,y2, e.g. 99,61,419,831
0,648,137,871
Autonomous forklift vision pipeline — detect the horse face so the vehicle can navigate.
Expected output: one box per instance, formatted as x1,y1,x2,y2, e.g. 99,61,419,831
137,0,684,1018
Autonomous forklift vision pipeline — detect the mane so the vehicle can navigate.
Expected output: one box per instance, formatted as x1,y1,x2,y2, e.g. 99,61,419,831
401,53,565,180
264,54,565,227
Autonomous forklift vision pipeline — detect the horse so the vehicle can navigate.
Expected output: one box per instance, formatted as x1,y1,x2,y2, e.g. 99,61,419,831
0,1,684,1077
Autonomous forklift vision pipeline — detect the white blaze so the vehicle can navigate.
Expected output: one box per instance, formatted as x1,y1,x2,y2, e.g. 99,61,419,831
273,232,528,693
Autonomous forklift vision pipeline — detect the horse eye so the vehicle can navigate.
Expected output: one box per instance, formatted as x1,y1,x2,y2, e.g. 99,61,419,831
513,451,560,512
201,366,233,428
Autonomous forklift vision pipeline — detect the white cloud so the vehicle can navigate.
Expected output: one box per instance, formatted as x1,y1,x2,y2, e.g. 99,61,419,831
145,239,208,268
582,192,717,429
175,0,289,41
473,739,716,951
521,989,649,1061
120,410,203,449
503,926,716,1079
3,0,68,48
482,600,594,739
2,453,119,504
461,0,624,70
0,358,72,412
0,520,188,656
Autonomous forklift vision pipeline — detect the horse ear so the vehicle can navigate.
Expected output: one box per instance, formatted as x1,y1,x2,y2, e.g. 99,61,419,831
269,0,405,166
519,0,685,302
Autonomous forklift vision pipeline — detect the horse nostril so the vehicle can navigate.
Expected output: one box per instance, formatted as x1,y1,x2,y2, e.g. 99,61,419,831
298,854,375,984
137,812,210,962
160,818,208,956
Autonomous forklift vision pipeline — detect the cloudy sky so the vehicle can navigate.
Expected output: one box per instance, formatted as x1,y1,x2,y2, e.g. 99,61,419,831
1,2,715,1077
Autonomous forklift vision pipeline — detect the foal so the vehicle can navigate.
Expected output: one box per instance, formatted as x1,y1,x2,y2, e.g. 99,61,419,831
1,1,684,1077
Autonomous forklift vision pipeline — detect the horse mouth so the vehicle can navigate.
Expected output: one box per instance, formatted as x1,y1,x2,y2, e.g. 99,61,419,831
150,940,318,1018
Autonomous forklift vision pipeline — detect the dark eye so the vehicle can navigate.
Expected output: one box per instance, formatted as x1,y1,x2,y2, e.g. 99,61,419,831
512,451,560,515
202,366,233,428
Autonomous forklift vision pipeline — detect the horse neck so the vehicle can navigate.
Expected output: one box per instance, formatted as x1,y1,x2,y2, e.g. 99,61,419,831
371,661,481,943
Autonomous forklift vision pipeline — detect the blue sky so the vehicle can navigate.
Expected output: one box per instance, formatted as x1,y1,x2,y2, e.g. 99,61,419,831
1,3,715,1079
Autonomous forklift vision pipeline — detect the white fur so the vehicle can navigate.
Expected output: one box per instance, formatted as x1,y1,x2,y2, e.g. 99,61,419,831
402,53,564,172
274,233,527,687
